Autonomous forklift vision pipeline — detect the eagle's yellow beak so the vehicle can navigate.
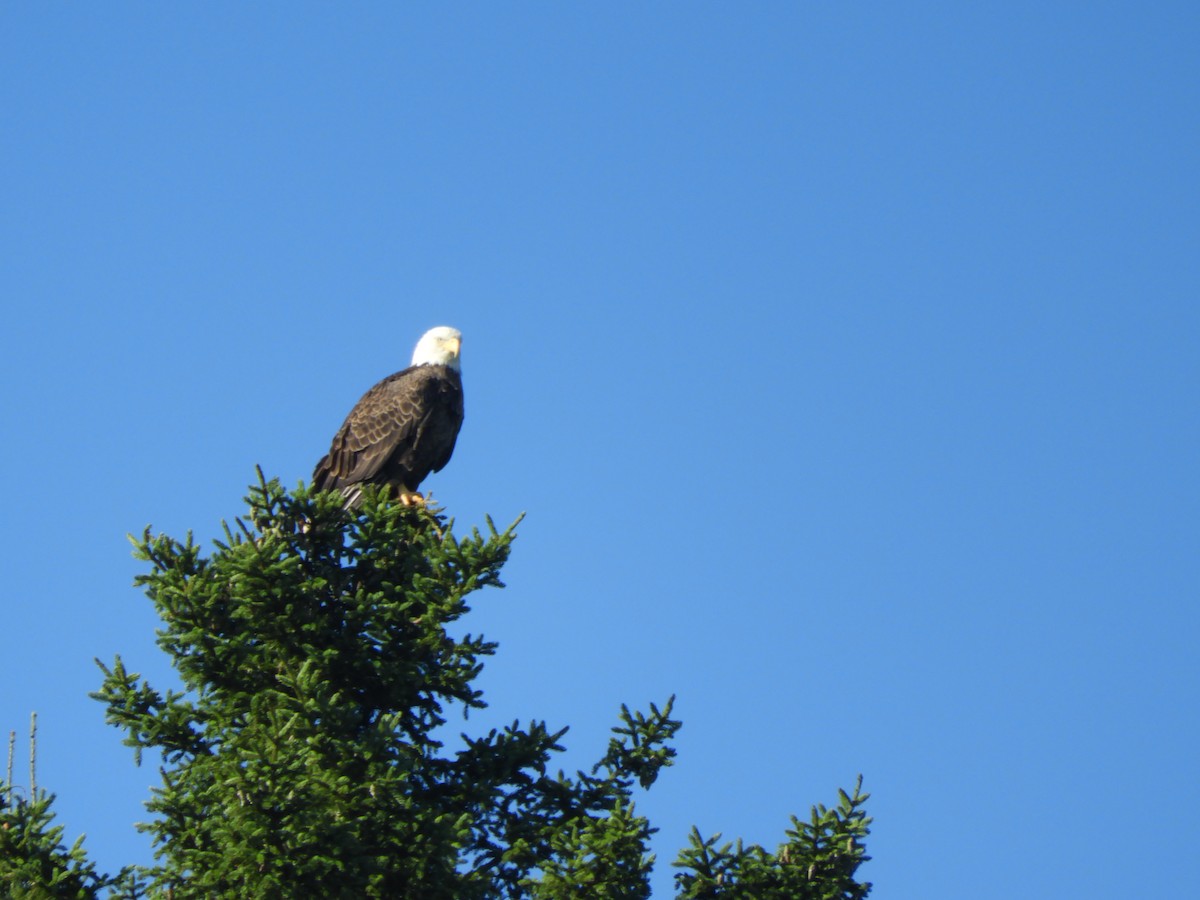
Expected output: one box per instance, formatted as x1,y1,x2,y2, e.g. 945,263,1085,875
445,336,462,358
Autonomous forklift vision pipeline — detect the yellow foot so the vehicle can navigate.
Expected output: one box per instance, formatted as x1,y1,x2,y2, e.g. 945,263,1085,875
398,491,426,507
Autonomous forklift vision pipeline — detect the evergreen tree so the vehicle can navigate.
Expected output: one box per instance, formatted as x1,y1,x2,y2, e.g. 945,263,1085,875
0,789,140,899
1,476,871,898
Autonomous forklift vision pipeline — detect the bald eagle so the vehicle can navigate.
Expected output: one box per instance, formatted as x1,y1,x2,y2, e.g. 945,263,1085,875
313,326,464,508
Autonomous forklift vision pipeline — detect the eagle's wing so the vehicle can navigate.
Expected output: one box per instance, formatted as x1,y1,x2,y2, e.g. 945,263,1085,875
314,367,427,490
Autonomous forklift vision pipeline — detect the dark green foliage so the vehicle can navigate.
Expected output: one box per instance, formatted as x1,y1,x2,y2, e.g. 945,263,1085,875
673,776,872,899
7,475,872,897
0,789,140,899
91,476,689,898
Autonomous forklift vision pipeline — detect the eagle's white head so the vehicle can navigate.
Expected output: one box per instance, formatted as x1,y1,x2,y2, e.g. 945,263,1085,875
412,326,462,371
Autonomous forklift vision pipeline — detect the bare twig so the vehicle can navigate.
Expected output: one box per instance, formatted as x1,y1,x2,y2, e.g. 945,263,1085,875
29,711,37,795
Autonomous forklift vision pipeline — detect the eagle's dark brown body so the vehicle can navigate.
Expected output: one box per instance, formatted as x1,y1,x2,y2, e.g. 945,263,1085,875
313,363,464,507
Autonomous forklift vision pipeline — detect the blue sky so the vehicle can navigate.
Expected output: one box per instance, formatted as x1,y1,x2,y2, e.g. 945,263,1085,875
2,3,1197,897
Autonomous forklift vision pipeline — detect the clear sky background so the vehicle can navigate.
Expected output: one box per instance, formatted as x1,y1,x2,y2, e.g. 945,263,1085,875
2,4,1197,897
